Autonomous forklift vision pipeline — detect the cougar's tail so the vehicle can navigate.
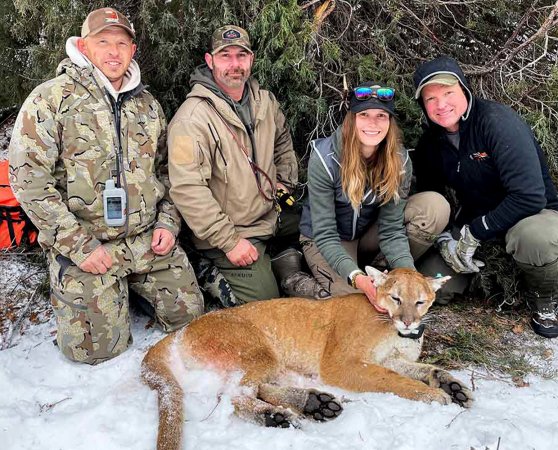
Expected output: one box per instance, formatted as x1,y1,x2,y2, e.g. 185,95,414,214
141,342,185,450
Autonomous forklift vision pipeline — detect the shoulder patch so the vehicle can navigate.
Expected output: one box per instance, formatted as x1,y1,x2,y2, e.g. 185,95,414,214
171,135,195,165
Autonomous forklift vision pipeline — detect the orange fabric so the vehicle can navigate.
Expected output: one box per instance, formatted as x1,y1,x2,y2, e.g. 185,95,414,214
0,160,18,206
0,160,37,248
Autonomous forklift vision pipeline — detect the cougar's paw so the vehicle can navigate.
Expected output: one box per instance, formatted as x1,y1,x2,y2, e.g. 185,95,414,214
417,388,452,406
303,390,343,421
263,409,299,428
434,370,474,408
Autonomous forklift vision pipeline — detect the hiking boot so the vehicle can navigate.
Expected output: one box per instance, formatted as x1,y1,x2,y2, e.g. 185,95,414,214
434,291,454,306
531,305,558,339
517,259,558,339
196,256,238,308
272,248,330,299
281,271,330,299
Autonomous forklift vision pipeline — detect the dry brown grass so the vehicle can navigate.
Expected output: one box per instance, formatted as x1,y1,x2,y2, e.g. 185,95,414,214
422,297,557,382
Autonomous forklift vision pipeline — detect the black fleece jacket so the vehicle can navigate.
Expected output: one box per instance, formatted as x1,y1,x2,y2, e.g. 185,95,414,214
413,56,558,241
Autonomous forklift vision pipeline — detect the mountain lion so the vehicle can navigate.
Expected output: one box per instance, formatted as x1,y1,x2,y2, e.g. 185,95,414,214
142,267,473,450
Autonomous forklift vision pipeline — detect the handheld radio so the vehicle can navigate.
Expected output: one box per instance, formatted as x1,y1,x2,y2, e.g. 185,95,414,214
103,179,127,226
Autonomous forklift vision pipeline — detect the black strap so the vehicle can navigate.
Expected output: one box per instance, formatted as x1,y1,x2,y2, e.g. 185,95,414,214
398,323,426,339
0,207,18,245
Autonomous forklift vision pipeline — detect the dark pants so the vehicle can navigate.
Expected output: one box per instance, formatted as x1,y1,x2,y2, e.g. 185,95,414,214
201,209,300,303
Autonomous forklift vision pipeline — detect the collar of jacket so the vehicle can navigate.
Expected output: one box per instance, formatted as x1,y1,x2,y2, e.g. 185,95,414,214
56,58,145,104
187,78,270,129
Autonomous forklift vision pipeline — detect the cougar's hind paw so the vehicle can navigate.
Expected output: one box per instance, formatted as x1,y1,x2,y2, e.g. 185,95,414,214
304,390,343,421
264,411,296,428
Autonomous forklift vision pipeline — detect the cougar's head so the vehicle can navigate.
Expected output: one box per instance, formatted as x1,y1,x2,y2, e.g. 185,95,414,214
365,267,450,336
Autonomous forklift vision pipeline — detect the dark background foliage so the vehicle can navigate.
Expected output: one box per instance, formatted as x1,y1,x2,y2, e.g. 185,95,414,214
2,0,557,173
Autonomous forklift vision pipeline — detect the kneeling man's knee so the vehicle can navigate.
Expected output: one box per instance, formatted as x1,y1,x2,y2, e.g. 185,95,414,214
406,191,450,235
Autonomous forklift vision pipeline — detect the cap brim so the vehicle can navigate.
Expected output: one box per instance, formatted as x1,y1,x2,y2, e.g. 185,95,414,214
86,24,135,39
350,102,395,117
415,79,458,99
211,44,253,55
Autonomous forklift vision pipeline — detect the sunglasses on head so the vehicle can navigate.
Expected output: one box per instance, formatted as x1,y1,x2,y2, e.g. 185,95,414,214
354,86,395,101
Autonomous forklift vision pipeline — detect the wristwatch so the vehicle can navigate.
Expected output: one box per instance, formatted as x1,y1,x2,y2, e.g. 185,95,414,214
347,269,366,289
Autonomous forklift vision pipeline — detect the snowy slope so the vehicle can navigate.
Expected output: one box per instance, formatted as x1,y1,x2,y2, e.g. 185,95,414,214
1,312,558,450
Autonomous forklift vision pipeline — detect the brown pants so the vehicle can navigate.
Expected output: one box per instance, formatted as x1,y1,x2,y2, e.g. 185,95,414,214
506,209,558,266
301,192,450,296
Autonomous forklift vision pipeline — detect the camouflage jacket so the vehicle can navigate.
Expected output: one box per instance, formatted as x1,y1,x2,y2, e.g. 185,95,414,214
8,59,180,265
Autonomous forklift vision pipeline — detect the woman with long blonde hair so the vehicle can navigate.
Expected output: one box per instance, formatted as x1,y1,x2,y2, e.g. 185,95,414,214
299,82,450,307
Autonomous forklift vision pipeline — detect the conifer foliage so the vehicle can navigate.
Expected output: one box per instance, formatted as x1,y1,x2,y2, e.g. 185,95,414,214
1,0,556,169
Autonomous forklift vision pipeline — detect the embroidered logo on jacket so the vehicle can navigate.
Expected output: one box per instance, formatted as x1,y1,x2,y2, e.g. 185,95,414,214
470,152,489,161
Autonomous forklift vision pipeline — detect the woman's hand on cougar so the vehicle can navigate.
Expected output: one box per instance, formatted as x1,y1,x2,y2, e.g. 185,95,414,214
354,274,387,313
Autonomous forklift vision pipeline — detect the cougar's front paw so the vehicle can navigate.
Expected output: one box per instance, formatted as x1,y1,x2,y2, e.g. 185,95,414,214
433,370,474,408
303,390,343,421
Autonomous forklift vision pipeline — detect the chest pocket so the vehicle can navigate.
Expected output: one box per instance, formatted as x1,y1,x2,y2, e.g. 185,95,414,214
61,111,113,216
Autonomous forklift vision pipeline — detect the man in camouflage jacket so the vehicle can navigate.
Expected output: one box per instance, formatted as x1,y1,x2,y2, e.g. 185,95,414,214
8,8,203,364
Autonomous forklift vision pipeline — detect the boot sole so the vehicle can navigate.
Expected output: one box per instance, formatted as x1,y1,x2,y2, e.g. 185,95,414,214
531,320,558,338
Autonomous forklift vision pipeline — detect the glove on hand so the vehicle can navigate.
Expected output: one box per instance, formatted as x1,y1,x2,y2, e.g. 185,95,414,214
436,225,484,274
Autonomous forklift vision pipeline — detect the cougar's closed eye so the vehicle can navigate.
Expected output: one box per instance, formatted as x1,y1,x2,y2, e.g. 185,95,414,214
390,295,401,305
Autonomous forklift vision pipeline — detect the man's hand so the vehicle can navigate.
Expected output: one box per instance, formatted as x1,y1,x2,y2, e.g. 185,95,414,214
79,245,113,275
151,228,176,256
354,274,387,313
226,238,259,267
437,225,484,273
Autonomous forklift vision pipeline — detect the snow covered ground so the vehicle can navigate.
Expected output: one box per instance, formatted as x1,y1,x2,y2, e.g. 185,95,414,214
1,305,558,450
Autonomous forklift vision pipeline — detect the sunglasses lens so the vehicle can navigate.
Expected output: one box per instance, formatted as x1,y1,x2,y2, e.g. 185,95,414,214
354,87,373,100
354,86,395,102
376,88,395,100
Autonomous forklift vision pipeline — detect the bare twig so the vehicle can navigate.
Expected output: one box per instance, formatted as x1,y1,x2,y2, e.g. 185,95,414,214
445,409,467,428
1,285,41,350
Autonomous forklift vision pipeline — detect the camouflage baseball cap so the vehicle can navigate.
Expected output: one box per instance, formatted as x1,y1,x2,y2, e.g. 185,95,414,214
210,25,252,55
81,7,135,39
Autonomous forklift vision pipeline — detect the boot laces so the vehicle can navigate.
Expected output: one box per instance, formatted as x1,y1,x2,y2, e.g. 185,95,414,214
537,311,558,321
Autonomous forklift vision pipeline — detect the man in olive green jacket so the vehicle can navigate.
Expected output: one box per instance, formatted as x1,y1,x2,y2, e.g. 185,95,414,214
169,25,313,302
8,8,203,364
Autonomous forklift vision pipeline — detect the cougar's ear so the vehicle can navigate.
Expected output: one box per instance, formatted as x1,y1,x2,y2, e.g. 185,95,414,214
428,275,452,292
365,266,388,286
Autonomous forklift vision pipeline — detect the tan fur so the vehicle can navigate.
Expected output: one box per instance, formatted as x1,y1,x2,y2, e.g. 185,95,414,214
141,268,473,450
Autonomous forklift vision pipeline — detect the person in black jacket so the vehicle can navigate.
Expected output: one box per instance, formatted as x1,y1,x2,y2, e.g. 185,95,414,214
413,55,558,338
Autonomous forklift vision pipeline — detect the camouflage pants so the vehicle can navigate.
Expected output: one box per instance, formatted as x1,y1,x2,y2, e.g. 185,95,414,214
48,229,204,365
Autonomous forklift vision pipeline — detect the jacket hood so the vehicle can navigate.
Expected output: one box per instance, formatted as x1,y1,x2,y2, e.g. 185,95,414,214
188,63,258,106
189,64,224,98
413,55,474,125
61,36,142,100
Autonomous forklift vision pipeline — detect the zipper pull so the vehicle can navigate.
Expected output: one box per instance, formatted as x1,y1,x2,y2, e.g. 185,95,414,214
457,162,461,173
